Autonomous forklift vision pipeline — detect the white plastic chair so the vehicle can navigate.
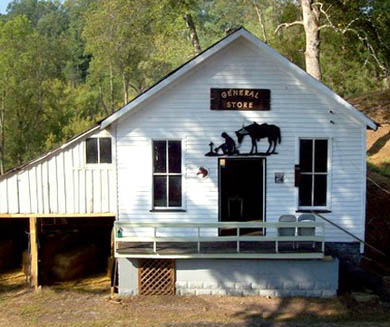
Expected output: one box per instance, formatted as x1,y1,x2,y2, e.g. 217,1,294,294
297,214,316,248
278,215,296,250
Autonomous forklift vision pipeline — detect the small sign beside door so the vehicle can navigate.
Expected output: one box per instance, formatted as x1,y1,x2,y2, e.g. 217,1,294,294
210,88,271,111
275,172,284,183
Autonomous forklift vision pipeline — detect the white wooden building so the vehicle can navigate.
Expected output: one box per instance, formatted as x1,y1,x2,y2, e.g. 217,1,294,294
0,28,377,296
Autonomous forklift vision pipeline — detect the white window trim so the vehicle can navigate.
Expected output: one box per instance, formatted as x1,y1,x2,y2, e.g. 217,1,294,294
85,137,113,167
296,137,332,210
151,139,185,210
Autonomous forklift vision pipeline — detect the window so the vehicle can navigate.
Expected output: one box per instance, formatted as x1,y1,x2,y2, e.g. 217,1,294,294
298,139,328,207
86,137,112,164
153,140,182,208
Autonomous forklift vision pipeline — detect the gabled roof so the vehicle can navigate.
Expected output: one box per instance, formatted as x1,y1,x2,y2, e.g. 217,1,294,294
100,27,378,131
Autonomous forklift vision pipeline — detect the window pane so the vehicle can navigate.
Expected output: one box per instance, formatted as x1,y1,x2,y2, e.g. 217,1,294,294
299,174,312,206
153,176,167,207
300,140,313,172
169,176,182,207
86,138,98,164
99,138,112,163
153,141,166,173
315,140,328,172
168,141,181,173
314,175,327,206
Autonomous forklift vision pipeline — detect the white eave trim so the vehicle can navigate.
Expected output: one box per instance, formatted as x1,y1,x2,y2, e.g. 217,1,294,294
100,28,378,131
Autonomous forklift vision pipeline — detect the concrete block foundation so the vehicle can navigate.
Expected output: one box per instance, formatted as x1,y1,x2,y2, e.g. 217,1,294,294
118,258,339,297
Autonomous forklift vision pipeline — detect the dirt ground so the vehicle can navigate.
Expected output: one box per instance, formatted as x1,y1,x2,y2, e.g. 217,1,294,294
0,271,389,327
367,125,390,172
348,90,390,125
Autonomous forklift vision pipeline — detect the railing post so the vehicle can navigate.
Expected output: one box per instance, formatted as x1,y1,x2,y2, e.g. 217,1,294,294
153,227,157,253
322,224,325,253
236,227,240,253
197,227,200,253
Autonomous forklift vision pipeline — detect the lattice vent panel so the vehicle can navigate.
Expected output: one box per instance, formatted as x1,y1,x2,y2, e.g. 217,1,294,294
138,259,175,295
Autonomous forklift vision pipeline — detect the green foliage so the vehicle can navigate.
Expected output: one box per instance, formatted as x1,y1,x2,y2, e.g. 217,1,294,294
82,0,176,110
0,0,389,172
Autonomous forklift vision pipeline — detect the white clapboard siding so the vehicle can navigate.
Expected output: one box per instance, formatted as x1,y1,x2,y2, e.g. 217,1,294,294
115,36,367,243
0,128,116,215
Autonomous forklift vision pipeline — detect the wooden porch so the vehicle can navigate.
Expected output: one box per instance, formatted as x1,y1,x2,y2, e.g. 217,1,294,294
114,221,326,259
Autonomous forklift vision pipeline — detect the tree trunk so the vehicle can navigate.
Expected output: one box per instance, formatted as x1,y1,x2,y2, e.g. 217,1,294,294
0,92,5,175
109,62,114,112
251,0,268,43
301,0,321,80
98,84,109,116
183,13,202,55
16,108,23,165
122,73,129,105
382,76,390,89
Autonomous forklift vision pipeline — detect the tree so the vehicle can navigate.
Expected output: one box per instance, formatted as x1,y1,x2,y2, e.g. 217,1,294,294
184,12,202,54
0,15,77,170
275,0,323,80
6,0,62,26
275,0,390,86
320,0,390,89
0,16,50,167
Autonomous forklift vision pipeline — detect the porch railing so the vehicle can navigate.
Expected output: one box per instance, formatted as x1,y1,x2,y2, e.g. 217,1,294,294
114,221,326,259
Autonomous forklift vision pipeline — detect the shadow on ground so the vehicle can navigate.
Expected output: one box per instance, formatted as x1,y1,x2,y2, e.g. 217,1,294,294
368,131,390,156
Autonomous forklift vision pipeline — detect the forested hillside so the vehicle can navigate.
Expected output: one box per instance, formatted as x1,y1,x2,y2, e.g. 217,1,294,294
0,0,389,172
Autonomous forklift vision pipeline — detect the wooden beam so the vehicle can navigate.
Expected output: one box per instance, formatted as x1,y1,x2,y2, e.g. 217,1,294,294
110,227,115,296
0,212,115,219
115,253,325,260
29,217,39,290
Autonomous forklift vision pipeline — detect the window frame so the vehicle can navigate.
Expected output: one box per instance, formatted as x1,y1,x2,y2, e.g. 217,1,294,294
152,139,184,210
85,137,113,165
297,137,331,210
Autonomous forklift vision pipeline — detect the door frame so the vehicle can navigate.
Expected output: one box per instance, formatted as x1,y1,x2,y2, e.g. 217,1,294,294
217,157,267,224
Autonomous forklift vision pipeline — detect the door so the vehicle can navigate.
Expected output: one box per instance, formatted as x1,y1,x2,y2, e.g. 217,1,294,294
219,158,265,235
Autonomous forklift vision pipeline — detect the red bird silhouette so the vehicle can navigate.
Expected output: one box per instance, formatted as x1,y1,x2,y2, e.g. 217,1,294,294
197,167,208,179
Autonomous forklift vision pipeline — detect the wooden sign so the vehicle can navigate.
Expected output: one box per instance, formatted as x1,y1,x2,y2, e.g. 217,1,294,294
210,88,271,111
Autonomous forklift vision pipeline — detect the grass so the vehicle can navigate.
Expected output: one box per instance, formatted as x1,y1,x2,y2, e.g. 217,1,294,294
367,161,390,178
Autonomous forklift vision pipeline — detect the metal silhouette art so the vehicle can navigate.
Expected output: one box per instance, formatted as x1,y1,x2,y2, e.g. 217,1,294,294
205,133,239,156
205,122,281,157
214,132,239,155
235,122,281,154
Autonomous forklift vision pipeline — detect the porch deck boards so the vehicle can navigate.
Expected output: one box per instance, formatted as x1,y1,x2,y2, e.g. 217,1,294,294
117,241,323,255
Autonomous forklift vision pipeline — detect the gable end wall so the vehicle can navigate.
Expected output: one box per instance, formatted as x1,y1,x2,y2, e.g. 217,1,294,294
115,38,367,243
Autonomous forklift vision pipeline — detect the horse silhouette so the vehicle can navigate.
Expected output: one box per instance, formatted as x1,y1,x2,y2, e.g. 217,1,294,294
235,122,281,154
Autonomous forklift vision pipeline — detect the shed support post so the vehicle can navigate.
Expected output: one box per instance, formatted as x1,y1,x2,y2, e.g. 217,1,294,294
29,217,39,290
